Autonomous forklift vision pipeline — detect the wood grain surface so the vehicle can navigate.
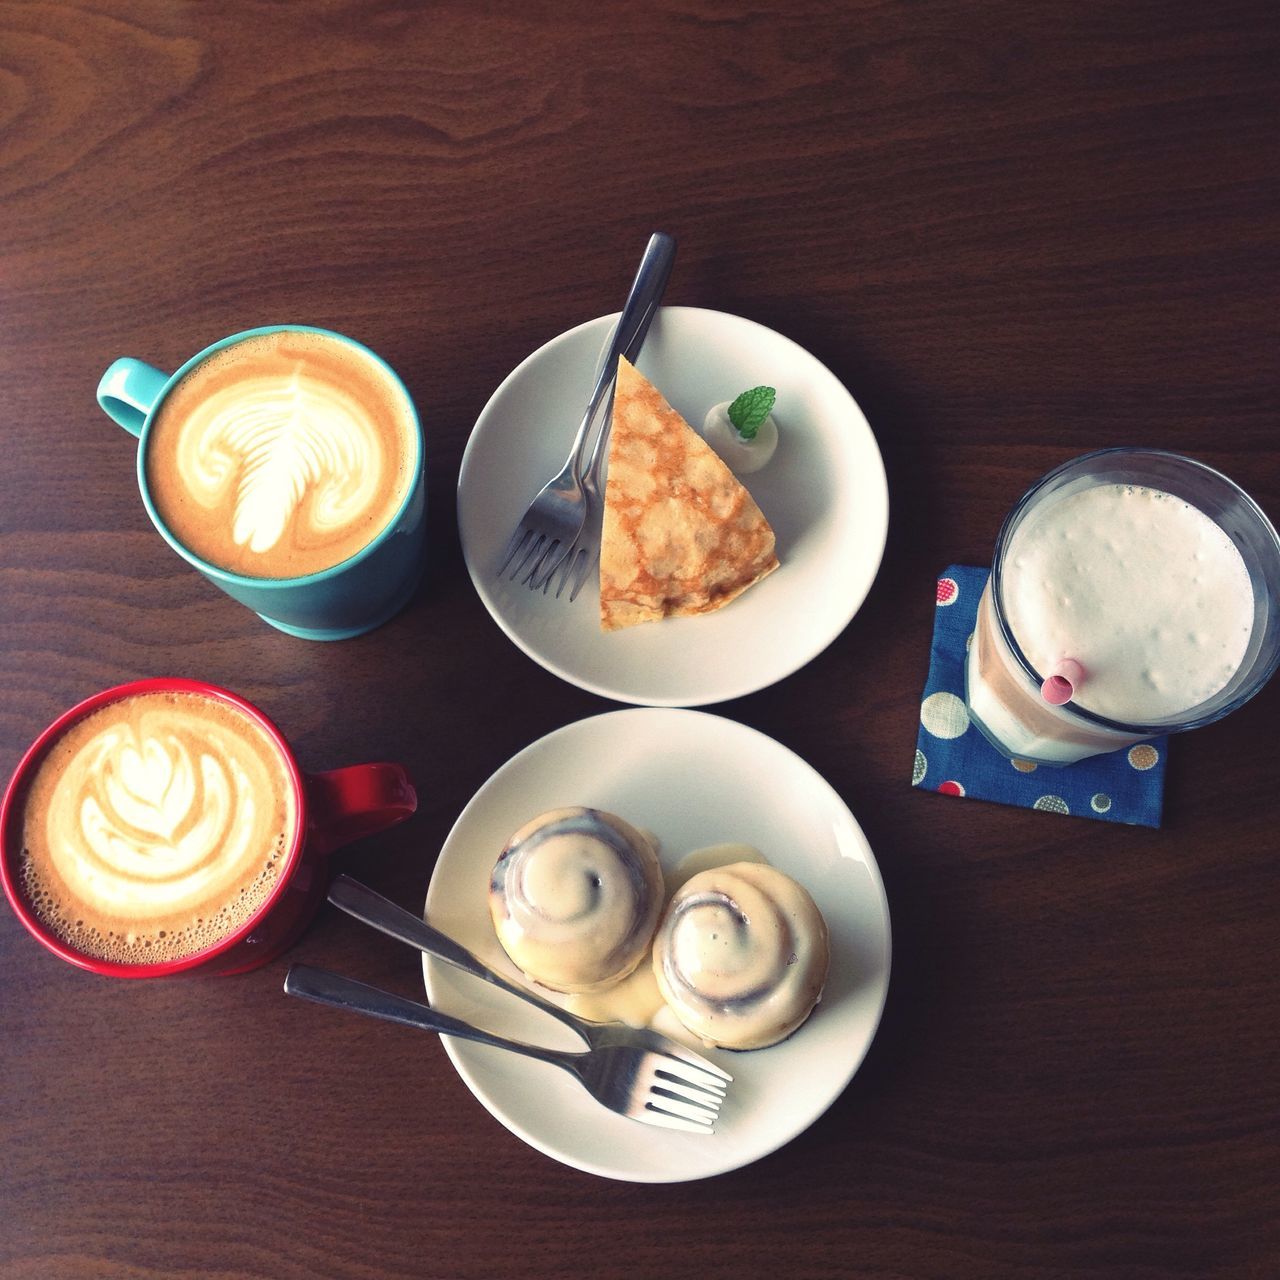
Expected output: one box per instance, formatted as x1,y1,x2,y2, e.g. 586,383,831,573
2,2,1278,1277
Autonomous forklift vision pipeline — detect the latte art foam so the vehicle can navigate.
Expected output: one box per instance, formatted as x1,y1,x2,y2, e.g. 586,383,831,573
146,330,417,579
188,374,384,556
18,692,297,965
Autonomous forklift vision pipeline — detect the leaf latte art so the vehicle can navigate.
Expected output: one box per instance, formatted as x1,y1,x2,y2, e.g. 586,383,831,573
488,807,665,993
653,862,830,1049
186,376,383,555
146,330,417,579
19,692,297,965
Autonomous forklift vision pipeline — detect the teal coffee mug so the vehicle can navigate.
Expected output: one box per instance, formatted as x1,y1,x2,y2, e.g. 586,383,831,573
97,325,425,640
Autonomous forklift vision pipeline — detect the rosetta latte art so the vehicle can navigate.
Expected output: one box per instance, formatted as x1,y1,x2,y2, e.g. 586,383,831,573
653,862,830,1050
19,693,297,965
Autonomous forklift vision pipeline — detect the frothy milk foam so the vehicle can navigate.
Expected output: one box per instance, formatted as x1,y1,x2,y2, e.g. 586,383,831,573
968,483,1255,763
1003,484,1253,721
18,691,297,965
146,330,417,580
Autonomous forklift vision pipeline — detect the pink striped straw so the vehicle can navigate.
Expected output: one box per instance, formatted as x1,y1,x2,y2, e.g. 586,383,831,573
1041,659,1084,706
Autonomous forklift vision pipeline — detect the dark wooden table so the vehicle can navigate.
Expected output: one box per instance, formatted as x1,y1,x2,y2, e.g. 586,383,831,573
2,3,1277,1277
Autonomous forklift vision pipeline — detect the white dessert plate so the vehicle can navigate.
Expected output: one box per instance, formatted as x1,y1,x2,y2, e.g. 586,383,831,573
422,708,892,1182
457,306,889,706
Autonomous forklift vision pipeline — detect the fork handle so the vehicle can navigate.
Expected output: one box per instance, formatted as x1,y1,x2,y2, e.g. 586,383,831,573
567,231,677,474
611,230,677,367
284,964,571,1069
580,232,675,481
327,874,589,1039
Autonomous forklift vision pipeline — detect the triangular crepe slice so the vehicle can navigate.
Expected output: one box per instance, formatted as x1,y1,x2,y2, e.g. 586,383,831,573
599,357,779,632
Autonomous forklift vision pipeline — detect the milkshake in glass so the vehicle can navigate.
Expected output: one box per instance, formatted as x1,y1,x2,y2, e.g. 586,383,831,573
965,449,1280,765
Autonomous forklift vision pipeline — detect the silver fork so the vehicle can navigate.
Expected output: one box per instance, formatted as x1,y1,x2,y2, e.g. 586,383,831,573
327,874,731,1083
498,231,677,589
549,373,614,601
284,964,726,1133
543,257,672,600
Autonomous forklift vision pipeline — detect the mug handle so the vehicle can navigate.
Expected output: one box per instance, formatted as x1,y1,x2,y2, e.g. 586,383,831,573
97,358,171,437
304,764,418,857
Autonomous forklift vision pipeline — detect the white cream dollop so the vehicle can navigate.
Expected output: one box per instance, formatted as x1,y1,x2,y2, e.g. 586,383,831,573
702,402,778,475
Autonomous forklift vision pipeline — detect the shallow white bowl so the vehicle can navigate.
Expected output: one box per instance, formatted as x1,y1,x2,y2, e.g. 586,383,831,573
458,307,889,706
423,708,892,1182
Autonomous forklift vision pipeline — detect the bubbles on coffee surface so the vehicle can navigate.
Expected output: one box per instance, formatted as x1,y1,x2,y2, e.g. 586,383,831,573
17,691,297,966
20,851,286,965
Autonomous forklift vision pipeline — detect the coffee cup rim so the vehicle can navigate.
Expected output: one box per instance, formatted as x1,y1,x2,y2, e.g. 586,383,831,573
133,324,424,591
0,677,309,978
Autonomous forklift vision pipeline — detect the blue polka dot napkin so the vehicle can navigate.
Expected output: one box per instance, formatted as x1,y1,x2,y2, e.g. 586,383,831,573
912,565,1166,827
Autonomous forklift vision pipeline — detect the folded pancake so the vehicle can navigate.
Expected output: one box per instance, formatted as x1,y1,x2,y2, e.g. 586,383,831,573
600,358,779,631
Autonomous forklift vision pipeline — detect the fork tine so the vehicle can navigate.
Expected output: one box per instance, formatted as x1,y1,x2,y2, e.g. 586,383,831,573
649,1084,720,1121
653,1062,729,1099
508,532,547,580
629,1055,725,1131
497,526,533,576
521,537,560,587
550,546,583,598
660,1049,732,1090
655,1075,727,1116
567,547,596,602
543,546,578,597
642,1097,717,1131
528,539,570,591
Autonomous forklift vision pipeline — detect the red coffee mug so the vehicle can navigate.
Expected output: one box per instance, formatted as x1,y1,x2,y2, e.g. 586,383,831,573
0,677,417,977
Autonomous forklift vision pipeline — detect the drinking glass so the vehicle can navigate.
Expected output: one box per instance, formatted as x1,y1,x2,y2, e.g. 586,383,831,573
965,448,1280,765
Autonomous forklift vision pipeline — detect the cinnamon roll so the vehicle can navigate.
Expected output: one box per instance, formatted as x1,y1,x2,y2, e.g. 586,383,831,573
653,862,830,1050
488,807,664,993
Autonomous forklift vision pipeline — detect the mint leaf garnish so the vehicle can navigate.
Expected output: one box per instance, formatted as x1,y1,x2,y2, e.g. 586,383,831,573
726,386,776,441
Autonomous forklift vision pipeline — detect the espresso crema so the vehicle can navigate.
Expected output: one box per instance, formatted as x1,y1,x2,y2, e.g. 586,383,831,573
145,330,418,579
18,691,298,965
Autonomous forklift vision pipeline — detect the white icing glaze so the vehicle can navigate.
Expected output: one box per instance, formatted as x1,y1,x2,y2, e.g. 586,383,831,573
564,961,667,1028
653,861,829,1050
565,844,765,1031
488,807,664,993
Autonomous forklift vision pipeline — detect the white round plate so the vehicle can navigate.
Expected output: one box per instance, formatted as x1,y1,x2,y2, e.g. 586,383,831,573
457,306,889,706
422,708,892,1182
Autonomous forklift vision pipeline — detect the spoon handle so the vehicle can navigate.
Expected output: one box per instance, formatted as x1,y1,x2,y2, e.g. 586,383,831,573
283,964,568,1068
327,874,587,1038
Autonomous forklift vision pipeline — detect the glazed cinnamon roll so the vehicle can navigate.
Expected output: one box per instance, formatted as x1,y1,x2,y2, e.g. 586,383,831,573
488,807,664,993
653,862,830,1050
